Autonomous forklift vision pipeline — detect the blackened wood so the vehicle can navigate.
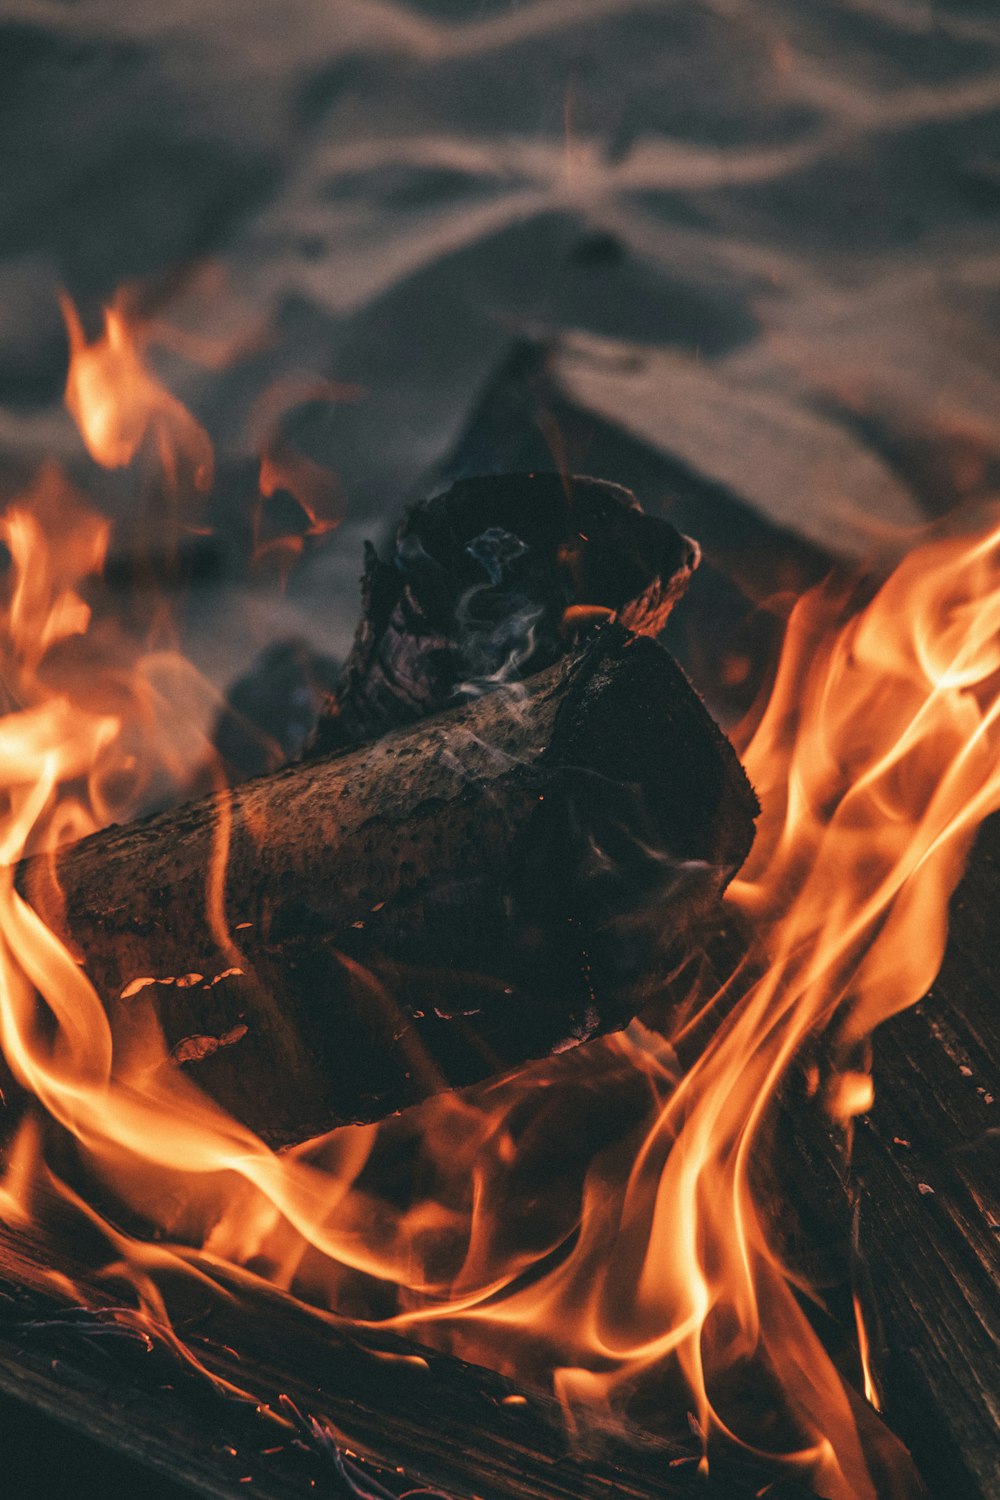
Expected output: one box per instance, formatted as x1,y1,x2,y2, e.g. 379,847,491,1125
314,473,700,753
0,1218,812,1500
847,814,1000,1500
425,346,834,728
760,819,1000,1500
16,624,757,1147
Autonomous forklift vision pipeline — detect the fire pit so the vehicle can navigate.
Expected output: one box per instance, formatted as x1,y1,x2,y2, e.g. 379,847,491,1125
0,286,996,1500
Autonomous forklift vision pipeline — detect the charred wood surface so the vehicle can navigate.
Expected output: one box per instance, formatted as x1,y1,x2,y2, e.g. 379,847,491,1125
766,819,1000,1500
313,472,700,753
16,624,757,1147
848,815,1000,1500
424,351,835,729
663,842,1000,1500
0,1219,815,1500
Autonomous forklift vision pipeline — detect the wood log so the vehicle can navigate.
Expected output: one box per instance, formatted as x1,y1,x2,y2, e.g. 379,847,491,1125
312,472,700,754
16,623,757,1147
761,818,1000,1500
0,1213,814,1500
847,813,1000,1500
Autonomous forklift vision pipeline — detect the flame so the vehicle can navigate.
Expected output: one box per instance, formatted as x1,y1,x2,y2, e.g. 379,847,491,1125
61,290,214,494
1,283,999,1499
250,375,356,583
853,1293,880,1413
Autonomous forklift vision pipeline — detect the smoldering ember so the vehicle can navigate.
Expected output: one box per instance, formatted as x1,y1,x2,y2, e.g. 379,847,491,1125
1,8,999,1500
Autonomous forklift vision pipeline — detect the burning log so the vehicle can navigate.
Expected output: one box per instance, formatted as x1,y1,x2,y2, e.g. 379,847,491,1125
311,471,701,753
16,621,757,1147
847,815,1000,1500
0,1214,811,1500
761,822,1000,1500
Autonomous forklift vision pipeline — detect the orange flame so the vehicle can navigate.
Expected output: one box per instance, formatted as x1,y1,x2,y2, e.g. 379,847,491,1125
251,376,355,583
853,1293,881,1412
1,284,998,1499
61,289,213,493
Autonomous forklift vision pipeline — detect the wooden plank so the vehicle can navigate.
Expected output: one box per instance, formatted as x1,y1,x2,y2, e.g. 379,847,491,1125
0,1220,811,1500
851,816,1000,1500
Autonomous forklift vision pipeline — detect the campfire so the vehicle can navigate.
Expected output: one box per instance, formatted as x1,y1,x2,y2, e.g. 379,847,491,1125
0,288,996,1500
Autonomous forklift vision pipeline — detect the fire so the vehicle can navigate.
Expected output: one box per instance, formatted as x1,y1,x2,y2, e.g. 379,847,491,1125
0,282,998,1499
251,375,354,582
61,289,213,492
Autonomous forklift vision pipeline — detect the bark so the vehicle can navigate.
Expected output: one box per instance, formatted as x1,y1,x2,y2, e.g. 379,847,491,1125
17,624,757,1146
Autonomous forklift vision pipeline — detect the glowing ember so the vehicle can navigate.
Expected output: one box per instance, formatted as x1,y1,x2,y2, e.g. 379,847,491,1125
0,284,998,1500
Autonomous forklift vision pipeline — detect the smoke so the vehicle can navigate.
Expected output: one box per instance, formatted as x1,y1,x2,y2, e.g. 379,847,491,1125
454,525,548,704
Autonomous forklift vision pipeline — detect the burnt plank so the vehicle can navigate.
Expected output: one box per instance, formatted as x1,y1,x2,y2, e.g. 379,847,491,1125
0,1220,811,1500
851,815,1000,1500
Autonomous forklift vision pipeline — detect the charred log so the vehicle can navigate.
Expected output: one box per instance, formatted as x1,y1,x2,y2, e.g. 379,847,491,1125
312,472,700,754
0,1215,813,1500
762,819,1000,1500
16,623,757,1147
847,814,1000,1500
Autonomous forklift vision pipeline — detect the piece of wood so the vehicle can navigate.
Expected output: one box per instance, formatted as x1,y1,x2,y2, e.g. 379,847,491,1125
313,472,700,754
422,348,834,730
757,817,1000,1500
15,623,757,1147
0,1214,814,1500
847,814,1000,1500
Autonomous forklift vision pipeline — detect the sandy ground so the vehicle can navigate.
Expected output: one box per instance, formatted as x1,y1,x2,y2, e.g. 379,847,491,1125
2,0,1000,696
